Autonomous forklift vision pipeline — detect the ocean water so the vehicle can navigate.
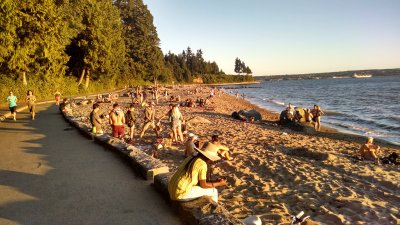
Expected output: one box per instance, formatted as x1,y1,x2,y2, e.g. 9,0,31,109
224,76,400,146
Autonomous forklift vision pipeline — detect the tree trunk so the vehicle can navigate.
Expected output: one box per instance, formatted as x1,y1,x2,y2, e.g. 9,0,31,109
78,68,86,85
22,71,27,86
84,69,90,89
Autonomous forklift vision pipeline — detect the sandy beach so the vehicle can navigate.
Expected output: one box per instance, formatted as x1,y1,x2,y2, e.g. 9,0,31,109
68,85,400,225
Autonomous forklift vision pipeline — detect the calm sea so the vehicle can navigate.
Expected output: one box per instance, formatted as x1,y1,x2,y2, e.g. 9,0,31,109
224,76,400,146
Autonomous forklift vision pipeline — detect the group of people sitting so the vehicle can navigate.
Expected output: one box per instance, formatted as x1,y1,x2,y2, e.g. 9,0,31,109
280,103,324,131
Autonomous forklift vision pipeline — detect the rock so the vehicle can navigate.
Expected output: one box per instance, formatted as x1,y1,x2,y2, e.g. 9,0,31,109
285,147,337,162
238,109,262,121
128,150,169,181
188,116,212,124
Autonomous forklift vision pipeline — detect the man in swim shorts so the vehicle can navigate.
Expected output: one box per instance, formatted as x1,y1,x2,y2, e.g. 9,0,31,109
109,103,125,139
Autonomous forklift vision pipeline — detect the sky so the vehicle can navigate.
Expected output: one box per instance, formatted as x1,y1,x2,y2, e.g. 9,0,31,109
144,0,400,76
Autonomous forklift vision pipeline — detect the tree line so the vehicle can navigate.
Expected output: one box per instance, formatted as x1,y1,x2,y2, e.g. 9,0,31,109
0,0,254,99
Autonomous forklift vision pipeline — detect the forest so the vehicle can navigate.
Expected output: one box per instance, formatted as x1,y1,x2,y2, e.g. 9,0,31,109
0,0,254,100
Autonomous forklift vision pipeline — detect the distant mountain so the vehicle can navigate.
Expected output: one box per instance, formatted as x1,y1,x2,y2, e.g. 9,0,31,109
256,68,400,81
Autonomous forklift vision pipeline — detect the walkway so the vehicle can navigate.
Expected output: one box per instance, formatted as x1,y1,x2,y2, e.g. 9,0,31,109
0,104,182,225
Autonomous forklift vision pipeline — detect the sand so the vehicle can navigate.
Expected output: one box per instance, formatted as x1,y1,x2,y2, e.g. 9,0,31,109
68,85,400,225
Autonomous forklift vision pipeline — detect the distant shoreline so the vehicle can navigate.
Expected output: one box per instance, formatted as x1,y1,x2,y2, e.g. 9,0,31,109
204,81,261,86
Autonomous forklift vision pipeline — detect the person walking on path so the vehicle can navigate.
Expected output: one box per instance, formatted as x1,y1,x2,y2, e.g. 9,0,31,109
54,90,61,105
26,90,37,120
6,91,18,121
109,103,125,140
140,102,159,139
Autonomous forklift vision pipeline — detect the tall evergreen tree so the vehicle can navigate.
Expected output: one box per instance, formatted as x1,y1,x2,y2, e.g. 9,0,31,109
114,0,164,82
234,57,242,75
66,0,125,89
0,0,71,86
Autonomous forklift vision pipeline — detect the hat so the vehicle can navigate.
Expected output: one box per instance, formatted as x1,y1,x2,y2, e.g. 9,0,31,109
188,133,198,139
195,142,220,161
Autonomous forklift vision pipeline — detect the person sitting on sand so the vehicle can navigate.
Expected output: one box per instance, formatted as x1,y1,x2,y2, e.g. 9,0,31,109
140,102,159,139
207,135,233,160
90,103,103,134
109,103,125,139
185,133,198,157
359,137,381,164
168,146,227,203
286,103,295,120
311,105,324,131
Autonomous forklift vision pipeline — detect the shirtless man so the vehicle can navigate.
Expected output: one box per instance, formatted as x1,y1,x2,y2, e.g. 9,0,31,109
109,103,125,139
209,134,233,160
140,102,159,138
359,137,381,164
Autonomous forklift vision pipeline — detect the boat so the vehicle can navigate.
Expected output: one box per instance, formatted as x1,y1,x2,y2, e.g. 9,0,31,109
353,73,372,78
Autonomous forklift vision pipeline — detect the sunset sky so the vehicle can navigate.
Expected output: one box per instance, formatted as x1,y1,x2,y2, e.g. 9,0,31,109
145,0,400,75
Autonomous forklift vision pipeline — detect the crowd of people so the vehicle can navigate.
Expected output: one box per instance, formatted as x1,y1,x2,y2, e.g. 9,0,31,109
280,103,324,131
4,85,395,206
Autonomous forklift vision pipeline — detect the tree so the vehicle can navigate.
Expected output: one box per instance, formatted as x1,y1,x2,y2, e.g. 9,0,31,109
245,66,252,75
66,0,125,89
234,57,242,75
114,0,165,82
0,0,71,86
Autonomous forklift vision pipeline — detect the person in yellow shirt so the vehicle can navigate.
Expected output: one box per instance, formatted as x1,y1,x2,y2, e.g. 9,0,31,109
168,144,227,203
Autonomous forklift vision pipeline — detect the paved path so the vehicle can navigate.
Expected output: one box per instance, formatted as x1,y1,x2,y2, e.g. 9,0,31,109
0,104,182,225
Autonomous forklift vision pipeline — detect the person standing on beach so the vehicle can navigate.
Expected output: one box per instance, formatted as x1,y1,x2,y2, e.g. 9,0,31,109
125,104,135,143
311,105,324,131
6,91,18,121
90,103,103,134
140,102,159,139
168,146,227,203
109,103,125,139
171,104,184,144
26,90,36,120
54,90,61,105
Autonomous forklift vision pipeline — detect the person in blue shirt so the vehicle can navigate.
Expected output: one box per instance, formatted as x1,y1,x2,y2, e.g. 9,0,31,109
6,91,18,121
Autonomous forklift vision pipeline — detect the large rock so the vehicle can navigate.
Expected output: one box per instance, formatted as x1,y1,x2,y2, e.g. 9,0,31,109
238,110,262,121
128,146,169,181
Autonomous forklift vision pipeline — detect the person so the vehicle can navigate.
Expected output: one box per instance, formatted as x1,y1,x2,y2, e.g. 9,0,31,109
305,108,312,123
109,103,125,139
311,105,324,131
286,103,295,120
26,90,36,120
185,133,198,157
171,104,184,144
54,90,61,105
125,104,135,143
168,145,227,203
6,91,18,121
359,137,381,164
209,134,233,160
90,103,103,134
140,102,159,138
